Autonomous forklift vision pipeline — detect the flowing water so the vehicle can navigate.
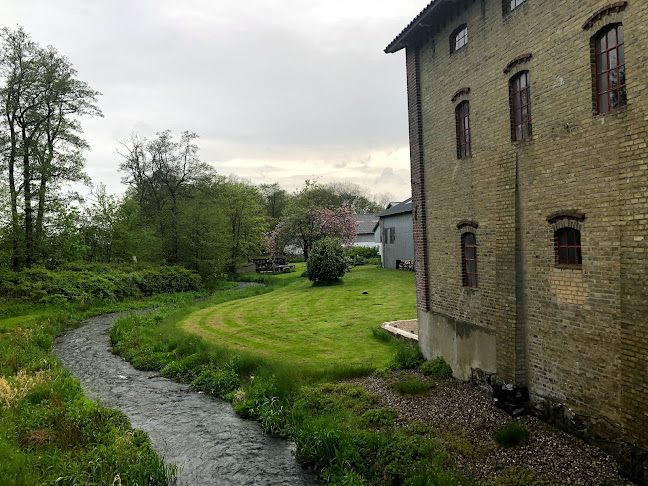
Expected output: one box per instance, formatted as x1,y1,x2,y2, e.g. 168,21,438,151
53,311,315,486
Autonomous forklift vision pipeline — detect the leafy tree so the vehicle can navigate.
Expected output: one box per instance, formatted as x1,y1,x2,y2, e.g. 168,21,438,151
306,237,347,282
259,182,288,222
0,27,101,269
325,181,385,213
117,130,213,264
220,178,267,271
266,182,357,260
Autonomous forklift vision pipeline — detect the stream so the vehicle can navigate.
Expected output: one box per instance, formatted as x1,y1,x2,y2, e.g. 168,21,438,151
53,311,315,486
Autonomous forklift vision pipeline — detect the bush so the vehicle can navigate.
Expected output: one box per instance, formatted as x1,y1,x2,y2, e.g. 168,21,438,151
192,367,240,396
494,421,529,448
420,357,453,379
0,265,202,303
391,340,425,370
306,238,348,283
347,247,380,266
394,378,429,395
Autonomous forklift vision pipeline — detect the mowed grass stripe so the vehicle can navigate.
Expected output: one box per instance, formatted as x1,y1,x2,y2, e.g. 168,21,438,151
180,265,416,369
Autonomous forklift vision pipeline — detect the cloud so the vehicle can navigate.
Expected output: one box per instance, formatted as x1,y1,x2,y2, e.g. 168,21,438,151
4,0,424,200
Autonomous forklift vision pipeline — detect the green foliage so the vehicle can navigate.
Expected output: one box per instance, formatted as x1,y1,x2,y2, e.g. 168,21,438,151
394,378,429,395
359,408,398,428
494,421,530,448
0,265,202,304
191,367,240,396
371,327,392,343
486,467,548,486
392,339,425,370
306,237,347,282
0,307,176,485
348,246,380,266
420,357,453,379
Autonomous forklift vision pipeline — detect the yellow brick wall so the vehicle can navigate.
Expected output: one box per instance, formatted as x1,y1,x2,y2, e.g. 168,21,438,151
411,0,647,449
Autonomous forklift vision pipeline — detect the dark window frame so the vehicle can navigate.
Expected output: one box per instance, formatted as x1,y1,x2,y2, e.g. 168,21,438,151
510,70,532,141
449,24,468,54
461,232,478,288
455,100,471,158
593,23,626,114
555,227,582,266
503,0,526,15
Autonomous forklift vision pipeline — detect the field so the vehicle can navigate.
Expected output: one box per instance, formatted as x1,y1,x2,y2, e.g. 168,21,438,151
181,264,416,370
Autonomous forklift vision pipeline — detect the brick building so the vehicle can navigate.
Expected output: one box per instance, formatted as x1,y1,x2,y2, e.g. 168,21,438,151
386,0,647,480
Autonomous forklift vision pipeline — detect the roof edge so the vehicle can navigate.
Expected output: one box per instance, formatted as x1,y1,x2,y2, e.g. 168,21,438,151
384,0,447,54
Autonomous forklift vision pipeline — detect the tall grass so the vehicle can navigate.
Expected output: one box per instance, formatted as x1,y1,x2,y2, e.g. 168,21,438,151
0,299,181,485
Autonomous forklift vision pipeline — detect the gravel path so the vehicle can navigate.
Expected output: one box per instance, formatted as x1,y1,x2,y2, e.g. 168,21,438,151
53,308,314,486
350,371,634,485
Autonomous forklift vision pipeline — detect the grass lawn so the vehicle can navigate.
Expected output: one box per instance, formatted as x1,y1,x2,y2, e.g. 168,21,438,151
180,264,416,370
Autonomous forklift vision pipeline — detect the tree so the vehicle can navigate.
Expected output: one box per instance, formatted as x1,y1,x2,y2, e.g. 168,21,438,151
325,181,385,213
0,27,101,269
117,130,213,264
220,178,267,271
258,182,288,222
266,182,357,260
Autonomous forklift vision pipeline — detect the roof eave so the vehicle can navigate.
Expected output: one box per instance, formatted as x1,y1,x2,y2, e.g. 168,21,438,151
384,0,448,54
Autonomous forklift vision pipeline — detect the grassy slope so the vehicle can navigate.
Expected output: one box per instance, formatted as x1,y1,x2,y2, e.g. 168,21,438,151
0,295,194,486
181,264,416,370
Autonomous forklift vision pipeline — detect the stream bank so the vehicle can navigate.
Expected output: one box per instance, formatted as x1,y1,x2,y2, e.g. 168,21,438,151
53,311,314,486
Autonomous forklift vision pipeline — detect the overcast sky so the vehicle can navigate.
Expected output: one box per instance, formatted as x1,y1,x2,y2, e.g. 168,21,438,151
5,0,424,202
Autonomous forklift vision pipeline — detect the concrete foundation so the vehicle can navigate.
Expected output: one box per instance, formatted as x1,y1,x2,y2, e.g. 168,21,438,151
417,309,496,381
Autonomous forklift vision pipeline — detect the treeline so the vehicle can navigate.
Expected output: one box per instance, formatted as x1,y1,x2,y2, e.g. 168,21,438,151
0,27,390,283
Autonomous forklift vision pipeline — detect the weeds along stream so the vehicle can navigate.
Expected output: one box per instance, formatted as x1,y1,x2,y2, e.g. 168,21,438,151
53,311,314,486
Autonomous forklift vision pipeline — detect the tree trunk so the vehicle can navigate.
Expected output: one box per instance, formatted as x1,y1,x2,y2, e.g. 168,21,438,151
22,130,34,268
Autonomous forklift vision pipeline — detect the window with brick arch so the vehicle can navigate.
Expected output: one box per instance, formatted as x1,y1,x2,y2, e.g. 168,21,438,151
594,24,626,114
461,232,478,288
450,25,468,53
556,227,582,266
455,101,471,158
510,70,531,141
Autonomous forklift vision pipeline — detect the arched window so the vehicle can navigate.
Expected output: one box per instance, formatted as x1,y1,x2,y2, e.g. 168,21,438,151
556,227,582,266
594,24,626,114
455,101,471,158
450,25,468,53
461,232,478,287
510,70,531,141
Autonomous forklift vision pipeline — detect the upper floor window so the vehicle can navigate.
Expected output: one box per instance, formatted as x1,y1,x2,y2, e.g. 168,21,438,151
455,101,471,158
556,227,582,266
510,71,531,141
594,24,626,114
450,25,468,53
503,0,526,15
461,232,478,288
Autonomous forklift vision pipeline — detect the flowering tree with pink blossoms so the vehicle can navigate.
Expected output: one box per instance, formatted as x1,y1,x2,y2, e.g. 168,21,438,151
265,204,357,260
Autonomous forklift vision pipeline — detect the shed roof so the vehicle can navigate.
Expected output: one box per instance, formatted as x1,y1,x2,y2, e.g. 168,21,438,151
385,0,456,54
356,214,379,235
377,198,412,218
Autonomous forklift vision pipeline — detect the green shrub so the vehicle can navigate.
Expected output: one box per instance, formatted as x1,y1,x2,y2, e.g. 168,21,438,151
348,246,379,259
191,367,240,396
306,238,347,282
420,357,453,379
494,421,529,448
360,408,398,428
394,378,429,395
392,339,425,370
0,265,202,303
347,247,380,266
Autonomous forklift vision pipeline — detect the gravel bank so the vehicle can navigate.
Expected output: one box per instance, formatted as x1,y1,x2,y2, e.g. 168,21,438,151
350,371,634,485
